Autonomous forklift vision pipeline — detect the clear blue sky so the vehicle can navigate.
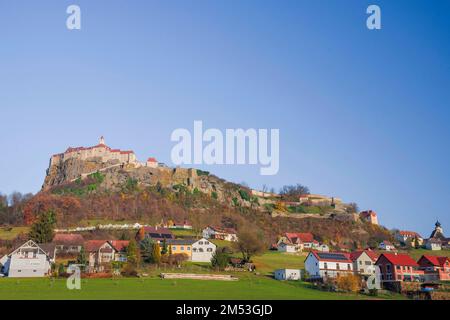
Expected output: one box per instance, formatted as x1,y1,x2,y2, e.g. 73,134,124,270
0,1,449,236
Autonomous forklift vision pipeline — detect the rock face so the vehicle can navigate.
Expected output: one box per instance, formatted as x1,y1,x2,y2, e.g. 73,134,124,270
42,156,244,203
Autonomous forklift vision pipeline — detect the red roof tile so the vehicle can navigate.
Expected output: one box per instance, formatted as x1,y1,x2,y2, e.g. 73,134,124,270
285,232,314,243
420,255,449,267
378,253,419,267
53,233,84,245
109,240,129,252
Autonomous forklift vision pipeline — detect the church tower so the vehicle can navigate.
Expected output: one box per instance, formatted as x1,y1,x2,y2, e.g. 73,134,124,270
99,136,105,145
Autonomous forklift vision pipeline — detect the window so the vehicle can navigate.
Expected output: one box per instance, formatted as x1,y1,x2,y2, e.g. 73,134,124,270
199,248,204,252
324,263,328,269
181,246,184,251
386,265,391,272
365,261,371,266
359,261,362,265
205,241,209,245
172,246,177,251
207,248,212,252
199,241,203,245
347,264,351,270
336,264,340,270
187,247,190,251
33,270,37,272
193,248,197,252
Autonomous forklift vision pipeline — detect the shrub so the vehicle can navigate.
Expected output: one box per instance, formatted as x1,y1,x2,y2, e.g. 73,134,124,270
336,274,361,293
211,249,230,270
238,190,250,201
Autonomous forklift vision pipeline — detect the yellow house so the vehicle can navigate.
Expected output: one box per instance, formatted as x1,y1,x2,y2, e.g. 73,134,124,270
165,239,195,258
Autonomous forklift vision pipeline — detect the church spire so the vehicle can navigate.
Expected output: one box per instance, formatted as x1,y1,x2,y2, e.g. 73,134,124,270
99,136,105,145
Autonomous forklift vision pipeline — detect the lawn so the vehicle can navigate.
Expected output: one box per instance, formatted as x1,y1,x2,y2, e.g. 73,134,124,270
403,248,450,260
252,251,305,275
0,276,396,300
0,226,30,240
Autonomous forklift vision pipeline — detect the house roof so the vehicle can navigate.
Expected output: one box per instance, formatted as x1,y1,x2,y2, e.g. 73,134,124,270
285,232,314,243
53,233,84,245
84,240,109,252
398,231,422,238
147,157,157,162
419,255,449,267
108,240,129,252
377,253,419,267
310,251,352,263
381,240,394,246
166,239,196,245
349,250,379,262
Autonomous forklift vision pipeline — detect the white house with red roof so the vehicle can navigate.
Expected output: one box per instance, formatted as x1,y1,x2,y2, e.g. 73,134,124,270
417,255,450,281
305,251,353,279
375,253,424,282
283,232,318,249
395,230,423,245
349,249,379,277
202,226,238,242
52,233,85,253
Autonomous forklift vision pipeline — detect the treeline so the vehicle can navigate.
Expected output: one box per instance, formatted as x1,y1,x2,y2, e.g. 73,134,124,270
0,192,33,225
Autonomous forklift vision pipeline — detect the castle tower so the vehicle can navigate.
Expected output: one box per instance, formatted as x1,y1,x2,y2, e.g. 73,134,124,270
430,220,445,239
99,136,105,145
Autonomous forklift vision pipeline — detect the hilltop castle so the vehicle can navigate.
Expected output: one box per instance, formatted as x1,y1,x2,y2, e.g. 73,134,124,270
50,136,158,168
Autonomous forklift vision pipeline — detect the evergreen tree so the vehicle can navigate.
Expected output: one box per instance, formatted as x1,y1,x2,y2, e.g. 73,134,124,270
161,239,168,255
151,242,161,264
28,210,56,243
139,238,154,263
76,247,87,270
126,239,140,267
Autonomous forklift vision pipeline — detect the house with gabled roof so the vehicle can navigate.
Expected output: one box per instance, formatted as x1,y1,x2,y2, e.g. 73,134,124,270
304,251,353,280
349,249,379,277
52,233,85,254
375,253,424,282
378,240,396,251
417,255,450,281
0,240,53,277
139,226,175,243
395,231,423,246
202,226,238,242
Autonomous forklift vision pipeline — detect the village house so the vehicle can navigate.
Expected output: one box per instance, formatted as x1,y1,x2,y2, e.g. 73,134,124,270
304,251,353,280
417,255,450,281
84,240,116,272
52,233,85,254
140,226,175,243
378,240,396,251
425,238,442,251
0,240,53,277
109,240,129,262
395,231,423,246
191,238,216,262
166,239,194,258
202,226,238,242
274,269,302,281
375,253,424,282
282,232,318,249
277,242,301,253
349,250,379,277
359,210,379,225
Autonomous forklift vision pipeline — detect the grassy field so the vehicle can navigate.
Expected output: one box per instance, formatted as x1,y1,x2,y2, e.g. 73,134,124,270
252,251,305,275
0,276,402,300
403,248,450,260
0,226,29,240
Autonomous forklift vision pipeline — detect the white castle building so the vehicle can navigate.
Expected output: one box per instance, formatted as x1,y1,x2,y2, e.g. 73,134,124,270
50,136,158,168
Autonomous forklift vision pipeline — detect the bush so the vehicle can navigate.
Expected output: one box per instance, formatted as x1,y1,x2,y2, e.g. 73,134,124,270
211,249,230,270
121,263,138,277
336,274,361,293
238,190,250,201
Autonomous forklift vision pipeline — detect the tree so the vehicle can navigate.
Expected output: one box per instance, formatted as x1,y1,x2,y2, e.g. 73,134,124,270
211,248,229,270
58,263,66,276
234,227,266,262
28,210,56,243
126,239,140,267
160,239,168,255
76,247,87,270
279,184,310,201
151,241,161,264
